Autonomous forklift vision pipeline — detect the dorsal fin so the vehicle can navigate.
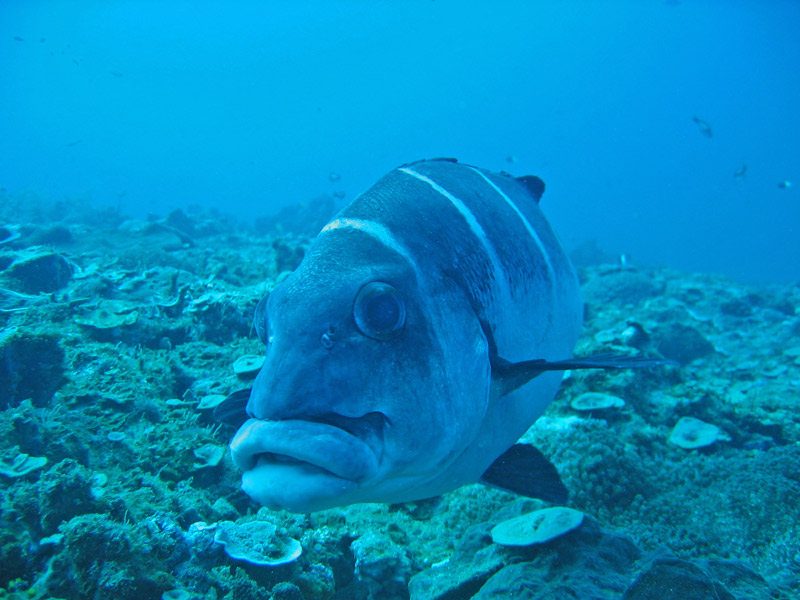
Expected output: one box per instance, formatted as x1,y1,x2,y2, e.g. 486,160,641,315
398,157,459,169
516,175,546,203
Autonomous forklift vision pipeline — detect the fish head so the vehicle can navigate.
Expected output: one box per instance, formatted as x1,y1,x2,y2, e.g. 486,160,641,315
230,230,491,512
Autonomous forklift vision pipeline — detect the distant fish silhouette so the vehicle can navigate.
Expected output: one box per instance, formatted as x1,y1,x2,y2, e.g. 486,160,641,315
692,116,713,138
111,71,124,78
13,36,24,42
778,181,792,189
734,164,747,181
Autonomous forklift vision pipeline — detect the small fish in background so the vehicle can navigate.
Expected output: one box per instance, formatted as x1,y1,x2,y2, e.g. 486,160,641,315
778,181,792,189
111,71,124,78
692,116,713,138
506,155,518,164
734,164,747,181
329,171,341,182
13,36,24,42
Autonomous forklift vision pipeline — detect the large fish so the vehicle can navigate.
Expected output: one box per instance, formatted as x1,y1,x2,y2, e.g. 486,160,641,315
217,159,669,513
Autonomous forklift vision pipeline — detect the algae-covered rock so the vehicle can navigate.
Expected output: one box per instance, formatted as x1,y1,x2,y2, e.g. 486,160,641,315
75,302,139,330
192,443,225,470
623,557,736,600
196,394,227,411
470,563,548,599
214,520,302,567
571,392,625,412
669,416,727,449
38,459,105,532
581,267,664,306
412,515,641,600
0,452,47,477
491,507,584,546
0,223,22,245
270,582,304,600
475,558,641,599
254,194,338,238
233,354,265,377
1,197,796,599
0,329,64,408
3,247,73,293
408,545,507,600
351,530,412,600
655,323,715,365
697,558,773,600
294,562,336,600
56,513,173,600
162,590,191,600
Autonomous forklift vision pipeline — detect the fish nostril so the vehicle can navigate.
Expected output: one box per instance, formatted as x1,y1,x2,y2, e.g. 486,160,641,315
320,324,337,349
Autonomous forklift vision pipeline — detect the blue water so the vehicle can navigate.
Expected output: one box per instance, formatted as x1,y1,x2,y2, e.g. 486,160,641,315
1,0,798,282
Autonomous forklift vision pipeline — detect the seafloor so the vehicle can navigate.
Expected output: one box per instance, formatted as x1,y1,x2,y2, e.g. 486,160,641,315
0,191,798,600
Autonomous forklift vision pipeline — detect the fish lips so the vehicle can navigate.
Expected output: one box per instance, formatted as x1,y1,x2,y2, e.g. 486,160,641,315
230,418,381,487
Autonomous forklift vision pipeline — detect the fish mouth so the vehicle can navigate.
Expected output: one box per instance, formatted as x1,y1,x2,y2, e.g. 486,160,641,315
230,412,385,483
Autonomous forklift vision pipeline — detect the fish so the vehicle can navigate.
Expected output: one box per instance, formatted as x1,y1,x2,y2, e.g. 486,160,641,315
778,181,792,189
217,158,673,513
734,164,747,181
692,116,713,138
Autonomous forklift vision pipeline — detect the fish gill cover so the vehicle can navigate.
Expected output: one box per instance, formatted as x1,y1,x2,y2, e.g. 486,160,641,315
1,1,799,600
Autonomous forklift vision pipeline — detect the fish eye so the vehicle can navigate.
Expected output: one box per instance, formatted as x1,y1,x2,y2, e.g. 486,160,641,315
253,294,269,345
353,281,405,340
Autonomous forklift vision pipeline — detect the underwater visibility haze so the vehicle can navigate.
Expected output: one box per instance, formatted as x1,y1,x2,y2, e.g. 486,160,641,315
1,0,799,282
1,1,800,599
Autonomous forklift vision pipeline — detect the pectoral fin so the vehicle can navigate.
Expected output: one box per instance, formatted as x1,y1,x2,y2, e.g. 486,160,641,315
491,353,677,397
214,388,251,428
480,443,568,504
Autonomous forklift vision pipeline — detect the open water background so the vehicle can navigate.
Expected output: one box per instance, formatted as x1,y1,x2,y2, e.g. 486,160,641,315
1,0,799,282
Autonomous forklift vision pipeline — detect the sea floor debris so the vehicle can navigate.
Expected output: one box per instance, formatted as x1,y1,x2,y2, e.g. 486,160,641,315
0,195,798,599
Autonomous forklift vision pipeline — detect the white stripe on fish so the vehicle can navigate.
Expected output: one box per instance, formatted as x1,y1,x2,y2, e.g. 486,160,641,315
398,166,512,304
467,166,555,283
321,217,417,268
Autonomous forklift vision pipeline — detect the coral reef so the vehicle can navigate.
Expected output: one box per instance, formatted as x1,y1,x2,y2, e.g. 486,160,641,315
0,196,797,599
